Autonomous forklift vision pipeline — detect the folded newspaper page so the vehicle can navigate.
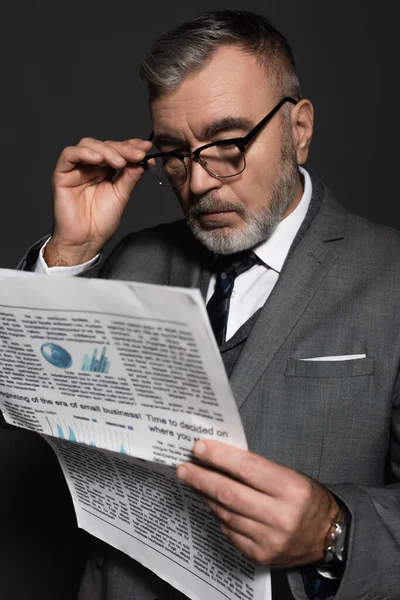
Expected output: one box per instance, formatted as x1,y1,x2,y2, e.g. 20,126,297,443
0,269,271,600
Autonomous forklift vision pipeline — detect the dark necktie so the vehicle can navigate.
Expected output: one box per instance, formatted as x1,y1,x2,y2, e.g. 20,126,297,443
206,250,261,346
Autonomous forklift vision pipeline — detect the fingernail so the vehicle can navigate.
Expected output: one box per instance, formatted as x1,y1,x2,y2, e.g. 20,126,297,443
194,441,206,455
115,156,125,164
177,466,187,481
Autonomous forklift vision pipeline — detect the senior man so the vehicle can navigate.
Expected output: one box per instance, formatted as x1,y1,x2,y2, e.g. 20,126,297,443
20,9,400,600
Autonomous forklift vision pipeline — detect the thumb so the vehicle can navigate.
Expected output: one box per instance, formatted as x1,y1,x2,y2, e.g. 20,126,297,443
112,163,147,204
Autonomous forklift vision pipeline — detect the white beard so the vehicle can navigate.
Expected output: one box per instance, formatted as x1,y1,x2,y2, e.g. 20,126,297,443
186,133,299,255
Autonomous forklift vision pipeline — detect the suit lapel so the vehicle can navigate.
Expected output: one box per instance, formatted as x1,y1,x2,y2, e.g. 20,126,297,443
230,183,347,410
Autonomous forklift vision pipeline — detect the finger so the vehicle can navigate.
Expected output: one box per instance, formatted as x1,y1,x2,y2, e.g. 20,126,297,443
77,137,152,149
106,140,154,198
111,163,147,202
125,138,153,150
102,139,152,165
216,524,273,566
192,440,301,496
177,463,275,523
70,138,143,171
58,139,152,174
78,139,130,169
202,495,273,543
56,145,108,174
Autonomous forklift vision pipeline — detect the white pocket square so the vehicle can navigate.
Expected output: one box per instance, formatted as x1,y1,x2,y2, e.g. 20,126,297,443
299,354,367,362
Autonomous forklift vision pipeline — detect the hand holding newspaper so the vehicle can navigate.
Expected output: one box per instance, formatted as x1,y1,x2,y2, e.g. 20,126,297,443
0,269,271,600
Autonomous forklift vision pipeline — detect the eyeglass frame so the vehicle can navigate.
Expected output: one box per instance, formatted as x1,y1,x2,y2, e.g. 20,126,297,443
139,96,298,186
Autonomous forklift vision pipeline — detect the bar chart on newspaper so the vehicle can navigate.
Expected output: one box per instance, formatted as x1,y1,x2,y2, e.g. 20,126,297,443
47,417,132,454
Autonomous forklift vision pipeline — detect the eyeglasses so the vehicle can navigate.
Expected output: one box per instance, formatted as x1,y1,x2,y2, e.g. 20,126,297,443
140,97,297,187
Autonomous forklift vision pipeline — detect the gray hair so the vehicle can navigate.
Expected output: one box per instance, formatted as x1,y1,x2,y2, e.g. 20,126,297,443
139,10,301,103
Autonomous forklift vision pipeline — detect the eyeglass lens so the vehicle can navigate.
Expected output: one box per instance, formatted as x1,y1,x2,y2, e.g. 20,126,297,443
148,143,245,187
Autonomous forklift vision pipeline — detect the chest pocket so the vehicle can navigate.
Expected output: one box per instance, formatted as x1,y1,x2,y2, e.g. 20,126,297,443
285,357,374,378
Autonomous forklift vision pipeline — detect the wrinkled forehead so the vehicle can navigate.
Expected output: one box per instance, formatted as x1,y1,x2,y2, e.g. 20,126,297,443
149,46,277,142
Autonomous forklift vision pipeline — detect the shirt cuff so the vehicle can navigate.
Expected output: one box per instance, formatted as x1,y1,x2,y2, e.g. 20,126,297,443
34,238,100,276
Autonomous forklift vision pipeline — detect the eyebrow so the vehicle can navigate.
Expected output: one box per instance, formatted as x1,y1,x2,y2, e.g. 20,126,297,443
153,115,254,150
202,116,254,139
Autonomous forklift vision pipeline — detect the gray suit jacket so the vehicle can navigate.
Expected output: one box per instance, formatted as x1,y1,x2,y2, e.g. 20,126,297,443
21,175,400,600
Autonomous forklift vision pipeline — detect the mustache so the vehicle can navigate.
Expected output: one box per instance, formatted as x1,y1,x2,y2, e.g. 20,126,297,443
187,195,248,219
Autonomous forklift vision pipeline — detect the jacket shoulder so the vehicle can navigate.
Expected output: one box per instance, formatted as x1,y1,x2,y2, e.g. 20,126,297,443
314,178,400,268
344,209,400,267
100,220,202,282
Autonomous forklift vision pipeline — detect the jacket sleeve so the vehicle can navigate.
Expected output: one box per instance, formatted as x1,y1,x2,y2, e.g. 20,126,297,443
16,236,49,270
16,236,102,278
288,372,400,600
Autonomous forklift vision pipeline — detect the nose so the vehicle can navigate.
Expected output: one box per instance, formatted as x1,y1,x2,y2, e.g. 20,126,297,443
187,157,223,196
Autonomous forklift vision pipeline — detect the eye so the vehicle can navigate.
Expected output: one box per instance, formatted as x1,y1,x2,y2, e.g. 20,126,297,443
216,143,241,159
160,156,185,174
219,142,237,149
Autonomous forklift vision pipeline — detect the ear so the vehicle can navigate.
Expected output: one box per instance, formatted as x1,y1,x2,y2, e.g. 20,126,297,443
290,99,314,165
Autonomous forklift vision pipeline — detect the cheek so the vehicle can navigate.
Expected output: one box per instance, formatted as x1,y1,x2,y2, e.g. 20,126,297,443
244,143,280,196
236,163,274,211
250,131,282,167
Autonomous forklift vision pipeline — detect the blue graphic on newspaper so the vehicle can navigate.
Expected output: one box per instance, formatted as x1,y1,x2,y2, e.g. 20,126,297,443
81,346,110,373
40,343,73,369
55,421,97,447
57,423,77,442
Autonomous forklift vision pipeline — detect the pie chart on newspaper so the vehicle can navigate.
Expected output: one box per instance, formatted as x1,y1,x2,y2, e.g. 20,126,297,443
40,343,73,369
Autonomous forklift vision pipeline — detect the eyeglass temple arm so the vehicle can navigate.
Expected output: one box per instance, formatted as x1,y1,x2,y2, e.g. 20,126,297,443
241,97,298,148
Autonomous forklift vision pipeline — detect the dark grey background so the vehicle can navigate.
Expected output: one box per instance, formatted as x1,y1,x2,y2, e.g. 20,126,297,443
1,0,396,598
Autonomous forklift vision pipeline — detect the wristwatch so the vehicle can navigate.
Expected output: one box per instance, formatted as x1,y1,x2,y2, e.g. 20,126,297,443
318,507,349,572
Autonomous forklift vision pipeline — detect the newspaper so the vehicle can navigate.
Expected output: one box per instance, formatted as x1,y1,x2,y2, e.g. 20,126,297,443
0,268,271,600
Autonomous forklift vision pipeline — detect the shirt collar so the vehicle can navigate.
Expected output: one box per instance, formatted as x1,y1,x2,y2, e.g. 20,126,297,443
253,166,312,273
